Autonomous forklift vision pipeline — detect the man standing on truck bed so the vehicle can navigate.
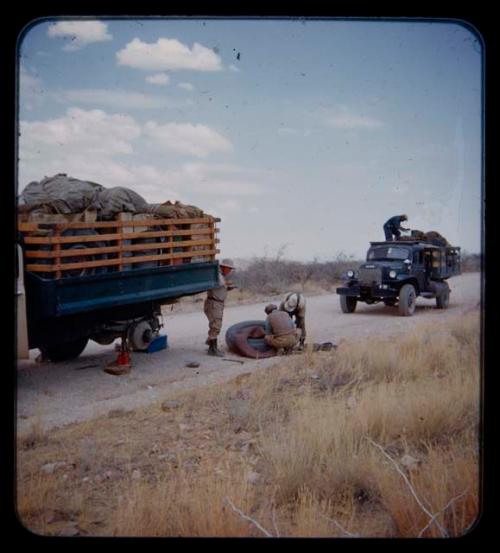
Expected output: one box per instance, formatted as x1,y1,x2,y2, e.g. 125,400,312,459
383,214,410,241
279,292,306,350
204,259,236,356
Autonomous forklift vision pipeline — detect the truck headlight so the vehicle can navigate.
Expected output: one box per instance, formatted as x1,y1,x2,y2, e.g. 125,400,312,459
347,270,354,278
389,270,397,278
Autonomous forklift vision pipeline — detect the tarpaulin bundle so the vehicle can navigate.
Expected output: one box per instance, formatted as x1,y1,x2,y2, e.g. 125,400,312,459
398,229,451,247
18,173,206,220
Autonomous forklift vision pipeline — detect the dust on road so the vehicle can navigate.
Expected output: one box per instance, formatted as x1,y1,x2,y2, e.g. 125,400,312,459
16,272,481,433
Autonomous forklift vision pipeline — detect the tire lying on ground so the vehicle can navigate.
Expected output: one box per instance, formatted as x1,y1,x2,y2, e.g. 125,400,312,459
225,320,276,359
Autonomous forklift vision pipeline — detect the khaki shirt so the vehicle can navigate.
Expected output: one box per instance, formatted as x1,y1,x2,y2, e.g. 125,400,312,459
266,310,296,337
207,269,229,302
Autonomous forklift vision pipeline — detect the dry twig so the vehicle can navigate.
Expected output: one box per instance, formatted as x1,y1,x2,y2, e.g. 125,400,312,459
271,506,280,538
319,513,359,538
224,497,274,537
366,437,448,537
417,489,468,538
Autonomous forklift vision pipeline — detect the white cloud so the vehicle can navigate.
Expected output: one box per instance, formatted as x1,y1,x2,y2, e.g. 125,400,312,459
144,122,232,158
228,64,240,72
20,107,141,158
146,73,170,85
47,20,112,51
116,37,223,72
277,127,299,136
53,88,189,110
326,112,384,130
178,82,194,91
180,162,265,196
18,109,268,208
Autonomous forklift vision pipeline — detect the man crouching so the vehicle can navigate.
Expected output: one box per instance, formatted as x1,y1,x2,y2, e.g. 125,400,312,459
263,304,301,355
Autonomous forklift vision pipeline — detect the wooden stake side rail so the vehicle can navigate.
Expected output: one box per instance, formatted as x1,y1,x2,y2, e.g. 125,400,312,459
24,239,220,258
22,228,217,245
26,249,220,273
19,216,220,275
18,216,221,231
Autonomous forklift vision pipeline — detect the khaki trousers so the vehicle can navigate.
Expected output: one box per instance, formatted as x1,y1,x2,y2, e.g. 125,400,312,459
265,329,301,350
204,297,225,340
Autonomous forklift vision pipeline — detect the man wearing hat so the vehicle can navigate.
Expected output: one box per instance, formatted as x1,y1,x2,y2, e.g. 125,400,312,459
279,292,306,350
383,214,410,241
204,258,236,356
263,304,301,355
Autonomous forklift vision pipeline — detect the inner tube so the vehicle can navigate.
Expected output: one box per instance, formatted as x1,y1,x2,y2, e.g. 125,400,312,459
225,320,276,359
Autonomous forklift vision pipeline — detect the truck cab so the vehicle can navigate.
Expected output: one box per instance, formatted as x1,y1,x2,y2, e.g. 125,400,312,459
336,240,461,316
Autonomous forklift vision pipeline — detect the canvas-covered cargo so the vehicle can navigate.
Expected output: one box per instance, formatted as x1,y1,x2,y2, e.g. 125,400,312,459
18,173,206,221
397,229,451,247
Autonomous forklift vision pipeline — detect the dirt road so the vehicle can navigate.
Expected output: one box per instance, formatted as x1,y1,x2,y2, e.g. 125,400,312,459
16,272,481,433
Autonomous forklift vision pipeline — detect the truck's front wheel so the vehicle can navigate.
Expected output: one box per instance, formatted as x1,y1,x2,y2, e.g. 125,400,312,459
40,337,89,362
398,284,416,316
340,295,357,313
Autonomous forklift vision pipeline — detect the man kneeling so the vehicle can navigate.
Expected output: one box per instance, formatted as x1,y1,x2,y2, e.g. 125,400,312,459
264,304,301,355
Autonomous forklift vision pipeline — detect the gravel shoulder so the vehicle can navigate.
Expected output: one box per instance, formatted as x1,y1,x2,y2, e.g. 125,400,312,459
16,272,481,433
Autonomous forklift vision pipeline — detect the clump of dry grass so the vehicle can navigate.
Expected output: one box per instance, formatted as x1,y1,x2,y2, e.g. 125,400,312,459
109,463,258,537
16,311,481,538
254,312,480,536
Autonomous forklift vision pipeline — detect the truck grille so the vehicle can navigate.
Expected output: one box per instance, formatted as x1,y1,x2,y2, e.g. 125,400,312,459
358,266,382,285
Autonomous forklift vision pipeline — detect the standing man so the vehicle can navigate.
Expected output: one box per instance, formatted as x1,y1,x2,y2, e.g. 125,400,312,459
383,214,409,241
279,292,306,350
204,258,236,356
264,304,301,355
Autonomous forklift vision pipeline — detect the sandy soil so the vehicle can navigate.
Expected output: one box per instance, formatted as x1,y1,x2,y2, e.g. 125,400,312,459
16,272,481,433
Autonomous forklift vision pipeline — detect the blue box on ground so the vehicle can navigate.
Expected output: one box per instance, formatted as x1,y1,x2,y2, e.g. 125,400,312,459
145,334,168,353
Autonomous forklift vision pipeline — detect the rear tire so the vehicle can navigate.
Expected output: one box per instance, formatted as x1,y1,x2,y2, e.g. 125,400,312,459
340,295,357,313
436,285,450,309
398,284,417,316
40,337,89,362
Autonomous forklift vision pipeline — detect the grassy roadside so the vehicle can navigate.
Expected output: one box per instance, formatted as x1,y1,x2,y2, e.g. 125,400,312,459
16,309,481,537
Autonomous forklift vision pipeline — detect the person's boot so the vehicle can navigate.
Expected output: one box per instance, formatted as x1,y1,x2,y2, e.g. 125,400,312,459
207,338,224,357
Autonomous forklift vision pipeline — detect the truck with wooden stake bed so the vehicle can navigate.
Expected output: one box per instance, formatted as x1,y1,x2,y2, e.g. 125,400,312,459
16,204,222,362
336,238,461,316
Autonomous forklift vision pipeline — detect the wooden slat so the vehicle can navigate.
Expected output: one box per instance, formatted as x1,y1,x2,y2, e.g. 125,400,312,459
25,249,220,273
18,216,218,232
22,227,216,245
24,239,217,258
54,227,62,279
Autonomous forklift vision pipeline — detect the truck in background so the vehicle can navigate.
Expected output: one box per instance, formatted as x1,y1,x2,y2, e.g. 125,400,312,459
336,239,461,316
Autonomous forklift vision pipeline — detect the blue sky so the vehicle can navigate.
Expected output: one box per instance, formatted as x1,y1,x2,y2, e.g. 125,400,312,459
18,18,483,260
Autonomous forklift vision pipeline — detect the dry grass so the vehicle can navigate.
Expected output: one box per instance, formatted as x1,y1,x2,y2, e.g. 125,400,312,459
16,310,481,538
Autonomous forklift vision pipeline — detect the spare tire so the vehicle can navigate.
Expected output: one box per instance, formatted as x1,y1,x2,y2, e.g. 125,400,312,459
59,228,108,278
225,320,276,358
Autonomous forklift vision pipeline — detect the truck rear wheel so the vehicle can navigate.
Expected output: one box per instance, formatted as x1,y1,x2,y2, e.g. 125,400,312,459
398,284,416,316
436,285,450,309
340,295,357,313
40,337,89,362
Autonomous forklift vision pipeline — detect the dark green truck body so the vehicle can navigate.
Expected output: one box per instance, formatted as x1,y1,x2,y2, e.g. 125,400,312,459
24,260,219,357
